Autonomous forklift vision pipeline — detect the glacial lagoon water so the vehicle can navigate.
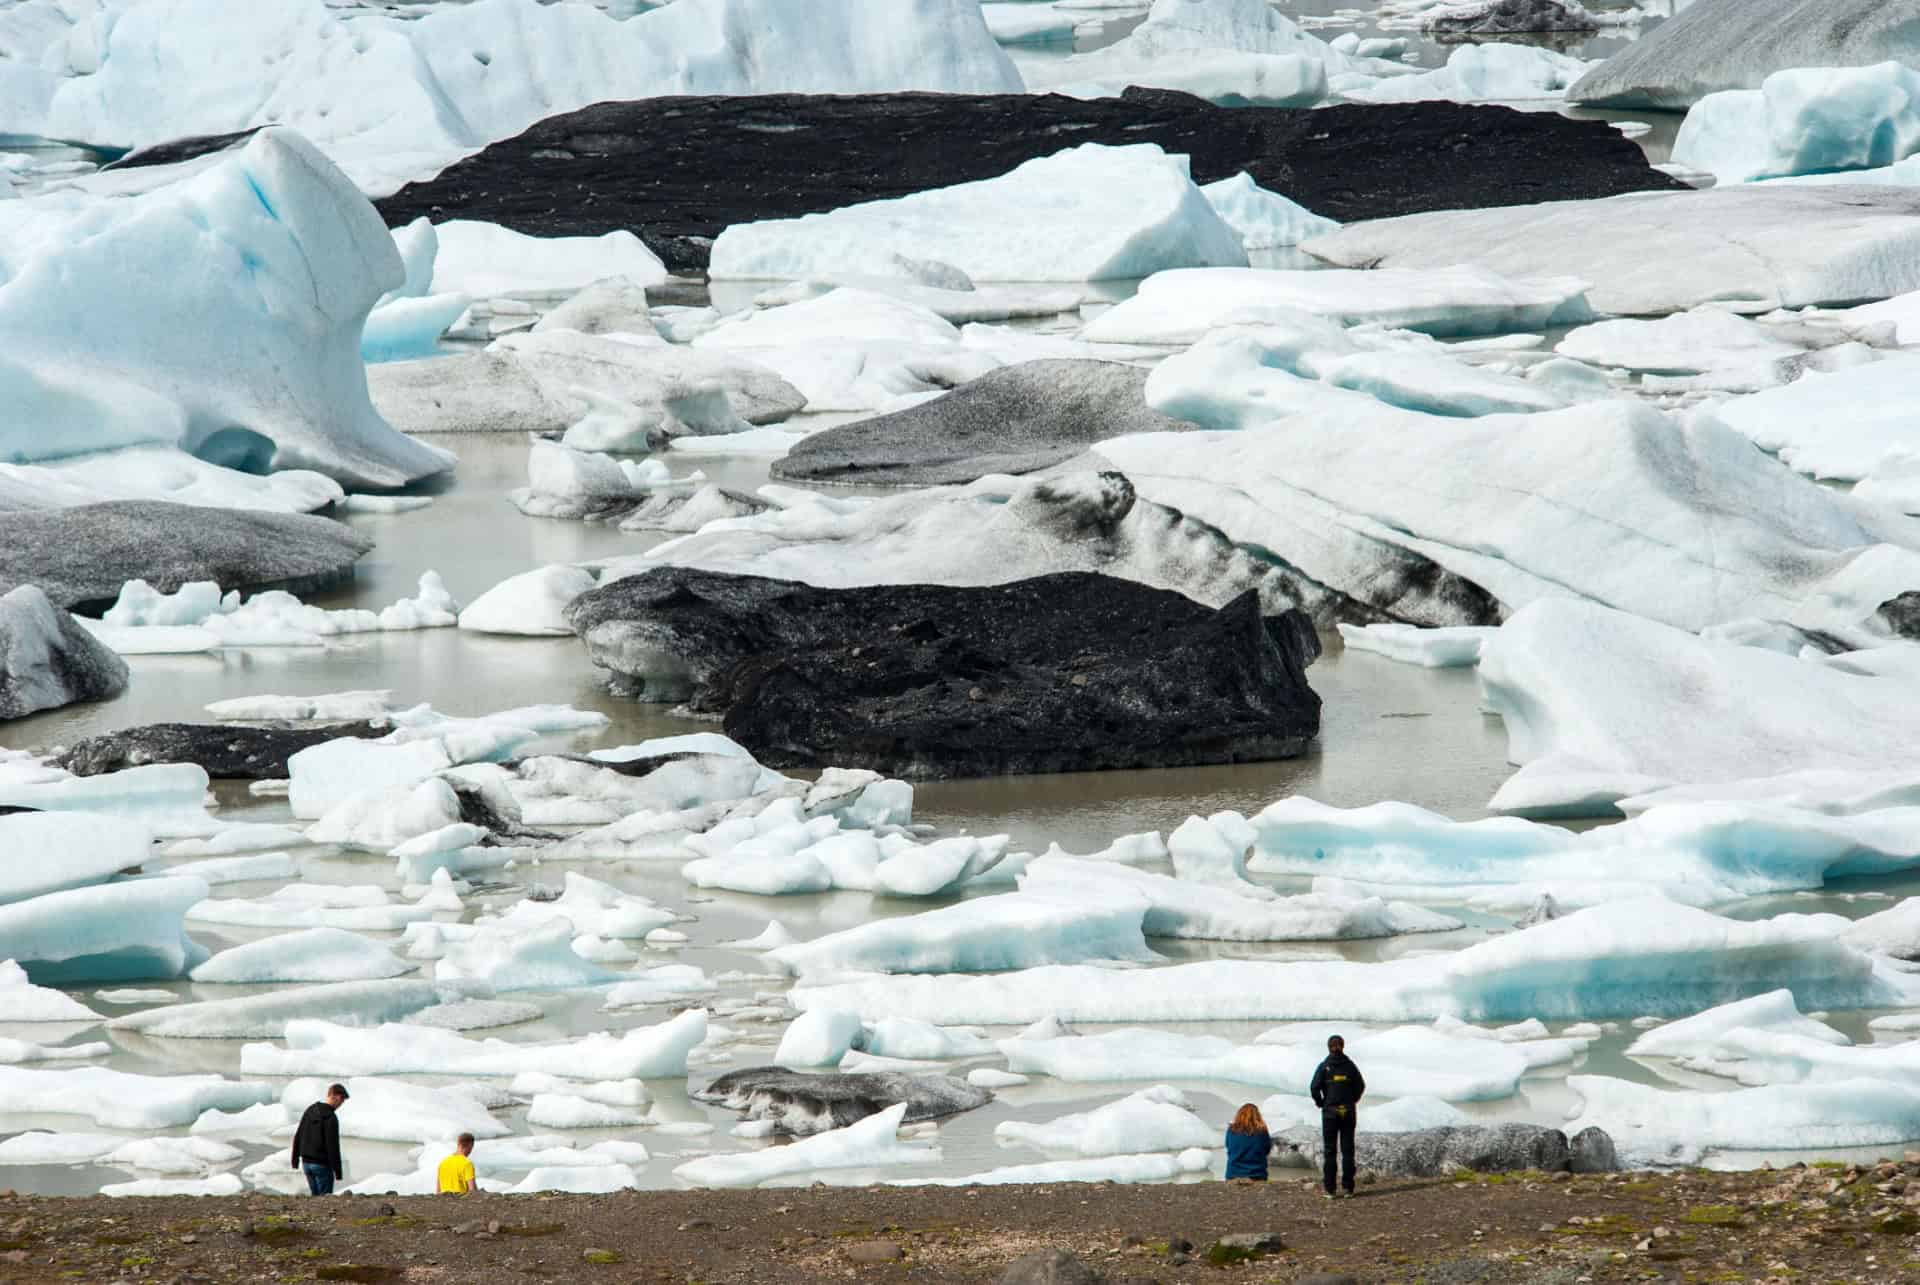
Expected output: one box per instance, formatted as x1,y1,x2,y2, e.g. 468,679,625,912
8,429,1920,1193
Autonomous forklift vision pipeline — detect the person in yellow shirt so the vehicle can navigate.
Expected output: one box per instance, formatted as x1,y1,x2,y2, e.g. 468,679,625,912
437,1133,477,1194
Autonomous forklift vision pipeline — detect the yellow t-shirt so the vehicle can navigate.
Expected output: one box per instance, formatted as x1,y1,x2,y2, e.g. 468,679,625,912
437,1152,476,1194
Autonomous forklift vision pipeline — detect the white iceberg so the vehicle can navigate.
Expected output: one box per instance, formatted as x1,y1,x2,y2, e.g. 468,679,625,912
0,812,151,905
188,928,415,984
1673,62,1920,185
1200,173,1339,249
0,1065,271,1130
672,1102,937,1188
767,891,1157,977
0,877,210,984
995,1086,1217,1157
108,980,443,1039
711,143,1248,284
240,1010,709,1080
458,565,598,636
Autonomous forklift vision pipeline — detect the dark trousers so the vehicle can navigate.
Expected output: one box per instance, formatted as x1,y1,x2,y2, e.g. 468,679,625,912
303,1162,336,1195
1321,1107,1356,1193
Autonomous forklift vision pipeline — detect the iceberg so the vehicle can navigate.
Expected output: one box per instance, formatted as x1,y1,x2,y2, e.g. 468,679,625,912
1093,389,1920,634
0,959,102,1023
0,1065,271,1130
280,1076,509,1145
0,812,150,905
101,1174,245,1197
433,920,623,992
458,565,598,636
767,891,1158,978
0,761,216,838
0,585,128,720
0,129,453,490
1026,0,1338,107
1200,173,1339,249
42,0,1021,193
711,144,1248,283
1625,990,1850,1059
188,928,415,984
101,1136,244,1176
1480,600,1920,816
240,1010,708,1080
1080,265,1593,345
1336,623,1494,668
1673,63,1920,185
108,980,443,1039
428,221,666,297
897,1148,1214,1186
1568,0,1920,110
995,1086,1217,1157
1302,185,1920,318
672,1102,937,1188
1342,43,1588,104
998,1026,1545,1102
1713,356,1920,496
775,1009,867,1069
0,877,210,984
1226,795,1920,907
794,900,1910,1025
1566,1074,1920,1162
1019,857,1462,940
617,471,1297,617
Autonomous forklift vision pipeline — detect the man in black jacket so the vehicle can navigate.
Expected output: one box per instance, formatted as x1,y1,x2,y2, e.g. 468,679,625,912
291,1083,348,1195
1309,1035,1365,1198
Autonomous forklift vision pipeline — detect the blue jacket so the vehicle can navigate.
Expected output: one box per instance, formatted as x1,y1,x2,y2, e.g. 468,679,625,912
1224,1127,1273,1180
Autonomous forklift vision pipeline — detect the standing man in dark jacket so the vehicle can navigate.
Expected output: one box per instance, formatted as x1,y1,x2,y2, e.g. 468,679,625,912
1309,1035,1364,1198
291,1083,348,1194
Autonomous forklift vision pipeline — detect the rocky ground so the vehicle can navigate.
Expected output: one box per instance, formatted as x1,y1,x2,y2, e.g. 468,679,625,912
5,1161,1919,1285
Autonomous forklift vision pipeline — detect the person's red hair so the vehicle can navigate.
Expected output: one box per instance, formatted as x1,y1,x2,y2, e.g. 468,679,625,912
1229,1103,1266,1135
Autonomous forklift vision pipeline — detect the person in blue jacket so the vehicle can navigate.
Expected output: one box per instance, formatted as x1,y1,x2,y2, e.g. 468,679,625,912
1311,1033,1366,1198
1224,1102,1274,1181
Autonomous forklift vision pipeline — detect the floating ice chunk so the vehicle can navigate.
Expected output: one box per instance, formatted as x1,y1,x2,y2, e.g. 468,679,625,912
1673,63,1920,185
525,1095,651,1129
1020,857,1462,941
1713,356,1920,492
712,144,1247,283
0,1131,125,1165
458,565,599,636
0,130,453,489
618,472,1301,631
205,691,395,722
493,872,679,940
103,1135,244,1175
434,920,623,992
306,778,464,853
672,1102,936,1188
431,222,667,297
721,921,794,951
1273,1093,1467,1133
995,1086,1217,1157
0,1035,109,1064
982,2,1083,45
1626,990,1851,1059
189,928,414,984
94,989,179,1006
1200,172,1340,249
1302,185,1920,318
242,1010,709,1080
507,1163,640,1194
0,813,151,905
163,826,307,860
189,1102,292,1137
1556,309,1806,376
775,1009,867,1068
768,891,1155,977
1236,795,1920,907
0,959,102,1023
1567,1074,1920,1161
362,290,470,363
288,740,455,822
1481,601,1920,816
968,1067,1030,1089
1000,1026,1534,1101
0,877,210,984
102,1173,245,1197
109,980,443,1039
898,1147,1212,1186
0,1065,271,1130
795,899,1908,1025
862,1018,997,1061
1028,0,1335,106
0,761,217,837
187,885,443,934
602,966,716,1009
1342,42,1589,103
1081,266,1591,346
1336,623,1495,667
279,1075,509,1145
873,836,1009,896
510,1073,651,1108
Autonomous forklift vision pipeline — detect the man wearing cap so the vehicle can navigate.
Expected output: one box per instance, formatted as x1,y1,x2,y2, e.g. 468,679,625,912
292,1083,349,1195
1310,1035,1365,1199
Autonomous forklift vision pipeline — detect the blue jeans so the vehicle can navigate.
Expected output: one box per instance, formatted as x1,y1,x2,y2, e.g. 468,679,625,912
303,1162,336,1195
